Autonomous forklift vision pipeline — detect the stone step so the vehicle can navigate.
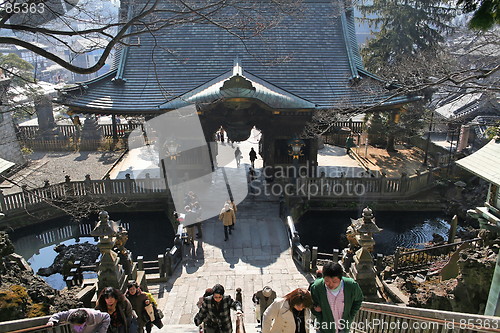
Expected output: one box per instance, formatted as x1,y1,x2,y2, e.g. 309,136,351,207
152,323,261,333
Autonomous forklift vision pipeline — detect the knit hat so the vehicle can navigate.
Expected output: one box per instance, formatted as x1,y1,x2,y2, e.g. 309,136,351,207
262,286,273,297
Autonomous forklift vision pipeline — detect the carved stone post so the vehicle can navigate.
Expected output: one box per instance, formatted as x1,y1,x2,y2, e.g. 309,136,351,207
84,174,92,195
0,189,7,213
91,211,126,291
348,207,382,301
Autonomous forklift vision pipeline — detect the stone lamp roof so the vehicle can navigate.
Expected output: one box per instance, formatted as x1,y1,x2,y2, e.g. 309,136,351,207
56,0,418,114
456,138,500,186
355,221,382,234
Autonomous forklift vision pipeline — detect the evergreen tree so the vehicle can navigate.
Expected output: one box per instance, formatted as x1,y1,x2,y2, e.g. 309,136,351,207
366,112,388,148
358,0,457,74
458,0,500,30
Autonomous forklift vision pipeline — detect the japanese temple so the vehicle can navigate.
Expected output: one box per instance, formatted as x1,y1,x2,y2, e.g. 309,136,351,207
56,0,417,171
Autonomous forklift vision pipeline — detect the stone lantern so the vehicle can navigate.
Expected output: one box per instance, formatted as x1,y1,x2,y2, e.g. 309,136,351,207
353,207,382,252
91,211,127,291
348,207,383,301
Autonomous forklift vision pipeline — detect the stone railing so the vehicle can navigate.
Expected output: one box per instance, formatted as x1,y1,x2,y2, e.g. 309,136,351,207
135,224,183,281
354,302,500,333
285,215,312,272
0,175,167,215
394,237,482,273
324,120,364,134
291,169,435,199
4,299,499,333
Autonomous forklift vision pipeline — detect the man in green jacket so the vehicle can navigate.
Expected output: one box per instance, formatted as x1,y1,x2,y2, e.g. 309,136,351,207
310,262,363,333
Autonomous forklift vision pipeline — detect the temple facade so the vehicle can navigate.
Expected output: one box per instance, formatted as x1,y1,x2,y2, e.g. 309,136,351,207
56,0,416,173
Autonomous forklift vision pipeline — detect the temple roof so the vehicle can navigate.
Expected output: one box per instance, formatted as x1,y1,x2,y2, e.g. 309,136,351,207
57,0,416,113
456,139,500,186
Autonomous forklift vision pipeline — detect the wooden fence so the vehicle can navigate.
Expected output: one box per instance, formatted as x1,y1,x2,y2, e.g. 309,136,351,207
17,124,143,151
394,237,482,273
18,124,141,140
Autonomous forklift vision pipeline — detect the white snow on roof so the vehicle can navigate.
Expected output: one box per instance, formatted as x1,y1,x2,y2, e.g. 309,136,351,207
435,93,482,119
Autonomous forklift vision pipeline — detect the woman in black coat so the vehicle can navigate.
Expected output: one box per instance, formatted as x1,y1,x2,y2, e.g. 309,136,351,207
96,287,136,333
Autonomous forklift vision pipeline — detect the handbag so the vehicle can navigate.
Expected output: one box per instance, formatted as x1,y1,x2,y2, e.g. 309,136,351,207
155,307,164,319
153,305,164,329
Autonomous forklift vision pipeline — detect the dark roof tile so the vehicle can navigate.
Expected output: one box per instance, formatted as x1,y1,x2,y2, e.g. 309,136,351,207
59,0,416,112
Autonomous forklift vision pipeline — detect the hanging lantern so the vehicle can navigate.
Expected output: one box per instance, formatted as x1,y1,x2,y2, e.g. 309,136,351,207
287,138,305,159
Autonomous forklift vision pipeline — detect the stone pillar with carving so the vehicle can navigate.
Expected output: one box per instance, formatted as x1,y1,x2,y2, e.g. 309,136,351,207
348,207,382,300
91,211,126,291
34,95,66,141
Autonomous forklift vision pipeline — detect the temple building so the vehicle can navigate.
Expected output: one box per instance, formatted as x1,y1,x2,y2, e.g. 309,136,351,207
56,0,417,172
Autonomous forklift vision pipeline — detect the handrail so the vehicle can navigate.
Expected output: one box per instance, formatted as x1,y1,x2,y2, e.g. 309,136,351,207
0,316,71,333
235,314,246,333
285,216,311,272
355,302,500,333
7,324,60,333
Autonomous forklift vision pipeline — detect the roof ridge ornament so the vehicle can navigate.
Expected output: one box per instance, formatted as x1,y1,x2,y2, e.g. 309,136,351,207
220,74,255,92
233,56,243,76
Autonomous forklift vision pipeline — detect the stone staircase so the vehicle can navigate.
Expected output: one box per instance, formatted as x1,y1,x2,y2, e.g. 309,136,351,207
153,323,261,333
148,199,311,325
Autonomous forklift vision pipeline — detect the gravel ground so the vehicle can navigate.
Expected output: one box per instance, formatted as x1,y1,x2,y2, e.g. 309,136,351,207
1,151,123,195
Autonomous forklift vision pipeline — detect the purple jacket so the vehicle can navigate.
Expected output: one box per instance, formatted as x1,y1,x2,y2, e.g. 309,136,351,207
48,308,110,333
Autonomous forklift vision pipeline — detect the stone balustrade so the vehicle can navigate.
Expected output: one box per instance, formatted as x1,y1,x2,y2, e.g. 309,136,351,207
291,169,436,199
0,174,167,215
353,302,500,332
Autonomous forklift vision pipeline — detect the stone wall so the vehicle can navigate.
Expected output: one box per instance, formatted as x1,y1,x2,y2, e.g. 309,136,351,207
0,108,25,166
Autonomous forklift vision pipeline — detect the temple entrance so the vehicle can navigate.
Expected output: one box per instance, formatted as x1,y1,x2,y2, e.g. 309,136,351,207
197,100,317,175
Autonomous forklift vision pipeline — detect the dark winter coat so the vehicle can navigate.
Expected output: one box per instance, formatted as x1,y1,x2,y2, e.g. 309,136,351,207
194,295,242,333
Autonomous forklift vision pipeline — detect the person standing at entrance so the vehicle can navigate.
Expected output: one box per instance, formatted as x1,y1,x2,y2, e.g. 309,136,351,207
310,262,363,333
249,148,257,168
194,284,243,333
234,147,242,167
220,127,225,143
219,203,235,241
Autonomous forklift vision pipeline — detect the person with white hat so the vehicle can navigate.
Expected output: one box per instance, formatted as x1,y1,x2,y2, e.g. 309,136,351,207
219,203,235,241
252,286,276,324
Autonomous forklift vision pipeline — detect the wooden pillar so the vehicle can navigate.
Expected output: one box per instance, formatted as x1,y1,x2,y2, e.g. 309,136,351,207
448,215,458,244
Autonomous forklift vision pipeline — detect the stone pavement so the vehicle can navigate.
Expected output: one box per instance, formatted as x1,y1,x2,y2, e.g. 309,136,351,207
147,199,312,331
0,151,123,195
